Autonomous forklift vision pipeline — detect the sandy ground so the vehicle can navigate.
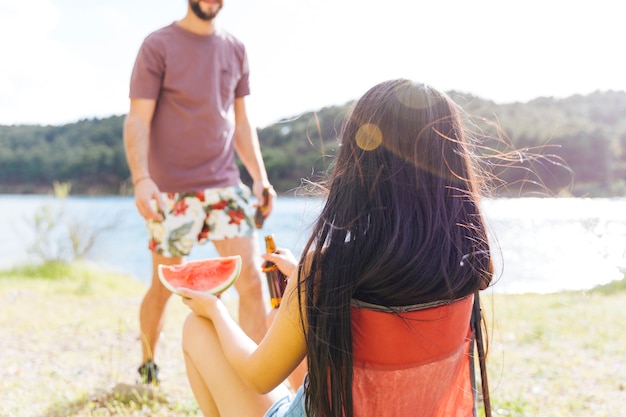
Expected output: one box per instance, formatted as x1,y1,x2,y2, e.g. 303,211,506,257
0,285,201,417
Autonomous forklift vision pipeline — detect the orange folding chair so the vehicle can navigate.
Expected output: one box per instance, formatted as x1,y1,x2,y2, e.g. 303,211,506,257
351,293,491,417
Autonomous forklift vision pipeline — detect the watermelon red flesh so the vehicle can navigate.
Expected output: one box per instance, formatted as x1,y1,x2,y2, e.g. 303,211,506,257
158,255,242,295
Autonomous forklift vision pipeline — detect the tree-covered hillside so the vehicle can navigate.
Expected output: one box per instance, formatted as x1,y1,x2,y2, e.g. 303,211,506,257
452,90,626,196
1,91,624,197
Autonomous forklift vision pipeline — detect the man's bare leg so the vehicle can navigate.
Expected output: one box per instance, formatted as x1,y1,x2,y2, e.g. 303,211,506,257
213,236,267,343
139,253,181,365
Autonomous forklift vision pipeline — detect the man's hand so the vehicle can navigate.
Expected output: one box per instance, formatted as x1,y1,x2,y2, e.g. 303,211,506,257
253,181,276,218
134,177,165,221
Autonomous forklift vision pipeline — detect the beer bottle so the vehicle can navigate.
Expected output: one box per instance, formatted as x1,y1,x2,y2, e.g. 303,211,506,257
254,187,270,229
262,234,288,309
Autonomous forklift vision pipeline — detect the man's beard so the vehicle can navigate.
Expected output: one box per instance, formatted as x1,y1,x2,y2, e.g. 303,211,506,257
190,1,221,21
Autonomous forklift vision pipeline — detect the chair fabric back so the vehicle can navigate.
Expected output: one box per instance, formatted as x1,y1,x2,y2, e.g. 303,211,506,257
351,295,475,417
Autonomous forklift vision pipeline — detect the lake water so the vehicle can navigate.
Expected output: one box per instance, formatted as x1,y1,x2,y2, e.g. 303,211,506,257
1,195,625,294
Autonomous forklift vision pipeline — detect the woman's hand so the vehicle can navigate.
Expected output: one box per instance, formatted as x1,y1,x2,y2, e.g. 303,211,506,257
261,247,298,278
178,288,226,319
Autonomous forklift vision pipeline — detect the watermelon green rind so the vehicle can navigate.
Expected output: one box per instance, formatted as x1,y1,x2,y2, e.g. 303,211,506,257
157,255,242,295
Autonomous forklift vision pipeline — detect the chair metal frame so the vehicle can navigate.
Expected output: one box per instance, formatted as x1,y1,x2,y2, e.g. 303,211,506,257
470,291,492,417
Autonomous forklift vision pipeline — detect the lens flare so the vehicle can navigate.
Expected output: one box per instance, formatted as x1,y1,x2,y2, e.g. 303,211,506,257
356,123,383,151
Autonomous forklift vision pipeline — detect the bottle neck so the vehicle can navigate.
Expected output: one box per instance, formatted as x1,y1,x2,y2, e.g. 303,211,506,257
264,235,277,253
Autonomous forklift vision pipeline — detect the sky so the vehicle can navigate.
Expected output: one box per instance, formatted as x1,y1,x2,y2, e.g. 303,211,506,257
1,0,625,128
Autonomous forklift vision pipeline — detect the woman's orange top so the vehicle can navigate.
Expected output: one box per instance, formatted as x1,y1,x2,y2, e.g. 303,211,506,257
350,294,475,417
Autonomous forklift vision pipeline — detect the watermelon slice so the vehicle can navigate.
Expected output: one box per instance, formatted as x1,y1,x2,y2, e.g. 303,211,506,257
158,255,242,295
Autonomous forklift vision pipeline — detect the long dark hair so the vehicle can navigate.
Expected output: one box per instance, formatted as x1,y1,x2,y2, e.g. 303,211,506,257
298,79,493,417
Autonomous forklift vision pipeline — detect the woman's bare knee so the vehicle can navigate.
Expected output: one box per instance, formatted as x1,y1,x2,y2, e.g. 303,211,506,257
182,313,215,354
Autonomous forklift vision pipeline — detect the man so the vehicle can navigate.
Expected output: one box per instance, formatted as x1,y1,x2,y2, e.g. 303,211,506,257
124,0,275,385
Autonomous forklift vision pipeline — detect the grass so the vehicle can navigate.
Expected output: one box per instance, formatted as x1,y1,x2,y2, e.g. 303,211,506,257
0,261,200,417
479,279,626,417
1,262,625,416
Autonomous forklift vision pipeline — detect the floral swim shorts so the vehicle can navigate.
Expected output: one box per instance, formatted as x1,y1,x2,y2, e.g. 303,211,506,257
146,184,255,258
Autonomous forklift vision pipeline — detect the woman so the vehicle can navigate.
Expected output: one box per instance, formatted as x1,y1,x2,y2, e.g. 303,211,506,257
179,79,494,417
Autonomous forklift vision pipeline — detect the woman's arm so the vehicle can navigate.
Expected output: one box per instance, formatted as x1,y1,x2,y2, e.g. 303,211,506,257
178,260,306,394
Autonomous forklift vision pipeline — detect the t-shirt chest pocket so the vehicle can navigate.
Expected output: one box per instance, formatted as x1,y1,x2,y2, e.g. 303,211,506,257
218,61,240,104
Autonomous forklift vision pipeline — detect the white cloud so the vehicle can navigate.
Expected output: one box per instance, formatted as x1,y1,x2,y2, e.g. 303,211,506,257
0,1,101,124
